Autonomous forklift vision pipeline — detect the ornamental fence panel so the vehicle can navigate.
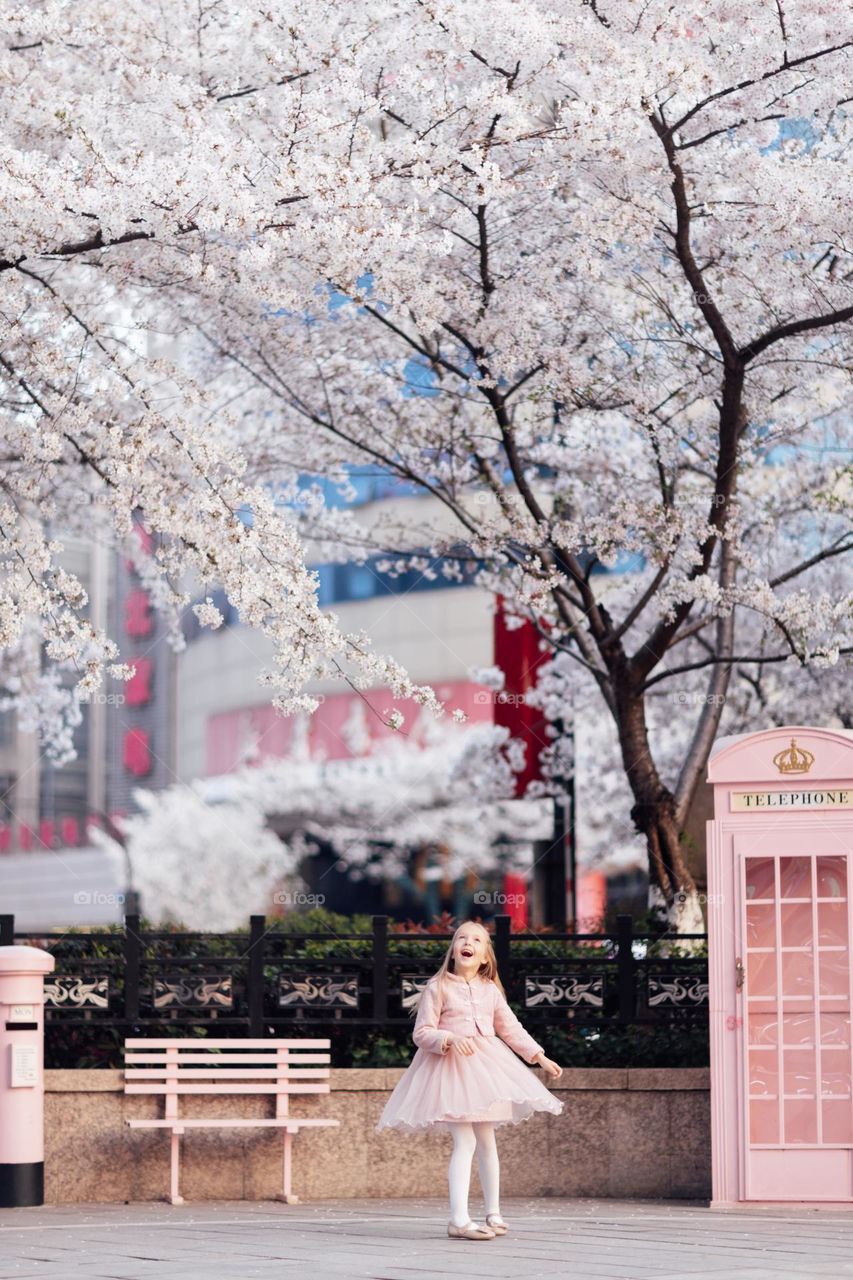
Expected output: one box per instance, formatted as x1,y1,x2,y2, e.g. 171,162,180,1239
0,912,708,1041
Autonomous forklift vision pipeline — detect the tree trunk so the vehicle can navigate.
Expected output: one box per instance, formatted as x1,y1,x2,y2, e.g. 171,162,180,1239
613,681,704,938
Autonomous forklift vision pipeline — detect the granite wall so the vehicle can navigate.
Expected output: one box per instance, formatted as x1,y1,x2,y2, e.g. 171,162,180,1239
44,1067,710,1203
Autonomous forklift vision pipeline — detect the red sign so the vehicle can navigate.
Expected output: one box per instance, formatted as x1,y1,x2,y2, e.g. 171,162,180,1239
124,588,153,639
124,657,153,706
122,517,156,783
123,727,152,776
60,817,80,847
492,595,550,798
502,872,529,929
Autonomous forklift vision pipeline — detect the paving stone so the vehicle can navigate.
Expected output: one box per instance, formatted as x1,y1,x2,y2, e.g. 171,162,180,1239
1,1199,853,1278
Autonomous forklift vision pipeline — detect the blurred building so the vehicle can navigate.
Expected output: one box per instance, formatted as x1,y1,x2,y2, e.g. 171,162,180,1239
0,519,176,855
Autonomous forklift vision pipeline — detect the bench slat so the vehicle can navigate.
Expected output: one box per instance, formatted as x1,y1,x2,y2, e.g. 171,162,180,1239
123,1038,330,1049
127,1118,340,1129
124,1053,330,1065
125,1068,329,1080
125,1082,331,1095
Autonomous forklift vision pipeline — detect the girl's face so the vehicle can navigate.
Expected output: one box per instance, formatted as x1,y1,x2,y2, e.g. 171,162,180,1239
452,926,489,970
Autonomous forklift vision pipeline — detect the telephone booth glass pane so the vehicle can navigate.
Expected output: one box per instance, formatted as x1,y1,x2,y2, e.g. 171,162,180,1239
821,1013,850,1047
744,852,853,1152
748,1013,778,1046
780,902,811,947
746,903,775,948
745,858,775,900
822,1100,853,1143
818,902,848,946
817,858,846,898
819,953,849,998
750,1100,778,1144
783,1013,814,1046
780,857,811,898
785,1099,817,1144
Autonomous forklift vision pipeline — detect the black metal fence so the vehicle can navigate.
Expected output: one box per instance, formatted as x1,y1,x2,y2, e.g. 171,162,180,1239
0,913,708,1039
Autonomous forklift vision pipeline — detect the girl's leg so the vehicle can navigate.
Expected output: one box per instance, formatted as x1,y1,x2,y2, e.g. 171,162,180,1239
472,1120,501,1216
447,1121,477,1226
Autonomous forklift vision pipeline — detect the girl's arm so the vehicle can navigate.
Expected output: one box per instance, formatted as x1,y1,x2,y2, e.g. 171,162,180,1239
493,986,545,1065
412,980,452,1055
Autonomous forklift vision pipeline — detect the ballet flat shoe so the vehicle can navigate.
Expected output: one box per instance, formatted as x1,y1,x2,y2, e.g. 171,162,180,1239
447,1220,496,1240
485,1213,508,1234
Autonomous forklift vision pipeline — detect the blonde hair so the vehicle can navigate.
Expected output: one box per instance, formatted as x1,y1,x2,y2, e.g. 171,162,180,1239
407,920,507,1018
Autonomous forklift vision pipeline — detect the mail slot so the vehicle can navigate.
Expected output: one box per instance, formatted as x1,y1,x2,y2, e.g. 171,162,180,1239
0,944,55,1207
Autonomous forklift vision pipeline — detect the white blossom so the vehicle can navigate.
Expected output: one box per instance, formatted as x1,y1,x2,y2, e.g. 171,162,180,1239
0,2,849,908
192,597,225,630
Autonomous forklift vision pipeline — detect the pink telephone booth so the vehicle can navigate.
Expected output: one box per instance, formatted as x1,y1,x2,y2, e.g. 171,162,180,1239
707,725,853,1206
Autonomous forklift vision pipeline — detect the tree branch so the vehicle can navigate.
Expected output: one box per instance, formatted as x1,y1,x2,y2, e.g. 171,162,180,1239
740,304,853,362
668,40,853,136
642,646,853,690
769,536,853,588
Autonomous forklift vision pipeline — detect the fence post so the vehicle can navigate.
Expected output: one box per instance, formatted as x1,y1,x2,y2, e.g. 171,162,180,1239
494,914,512,991
372,915,388,1024
616,914,635,1024
123,913,141,1021
0,915,13,946
248,915,265,1037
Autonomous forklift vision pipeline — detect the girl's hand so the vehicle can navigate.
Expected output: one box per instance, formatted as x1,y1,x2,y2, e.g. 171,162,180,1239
533,1052,562,1079
447,1034,478,1056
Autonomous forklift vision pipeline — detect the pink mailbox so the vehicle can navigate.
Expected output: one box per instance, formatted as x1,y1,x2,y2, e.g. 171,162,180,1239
707,725,853,1206
0,944,55,1207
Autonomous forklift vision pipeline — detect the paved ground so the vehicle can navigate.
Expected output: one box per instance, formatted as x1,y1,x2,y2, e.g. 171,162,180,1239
2,1199,853,1279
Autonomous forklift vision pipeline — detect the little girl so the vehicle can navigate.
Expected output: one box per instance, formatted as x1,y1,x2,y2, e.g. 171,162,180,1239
376,919,563,1240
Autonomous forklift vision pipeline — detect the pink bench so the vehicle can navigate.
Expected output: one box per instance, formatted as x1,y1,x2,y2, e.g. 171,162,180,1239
123,1038,340,1204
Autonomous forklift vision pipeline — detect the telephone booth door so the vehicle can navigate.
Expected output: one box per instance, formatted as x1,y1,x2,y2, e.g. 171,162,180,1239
706,725,853,1207
739,829,853,1200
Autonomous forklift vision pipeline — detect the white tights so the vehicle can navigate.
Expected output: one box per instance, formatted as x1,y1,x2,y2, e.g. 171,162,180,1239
447,1120,500,1227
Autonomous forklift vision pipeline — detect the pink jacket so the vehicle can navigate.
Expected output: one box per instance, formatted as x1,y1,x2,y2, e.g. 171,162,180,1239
412,970,544,1065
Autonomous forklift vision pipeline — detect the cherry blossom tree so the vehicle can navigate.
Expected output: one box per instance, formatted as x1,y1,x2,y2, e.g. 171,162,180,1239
2,2,851,926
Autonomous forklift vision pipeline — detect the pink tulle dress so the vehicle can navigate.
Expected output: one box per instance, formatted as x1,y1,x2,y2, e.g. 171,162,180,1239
376,970,564,1133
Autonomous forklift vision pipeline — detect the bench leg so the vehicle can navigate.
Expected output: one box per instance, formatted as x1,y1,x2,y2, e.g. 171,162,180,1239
169,1131,184,1205
277,1129,299,1204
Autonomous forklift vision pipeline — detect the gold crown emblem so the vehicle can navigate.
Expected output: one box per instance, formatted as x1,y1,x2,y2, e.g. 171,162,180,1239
772,737,815,775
